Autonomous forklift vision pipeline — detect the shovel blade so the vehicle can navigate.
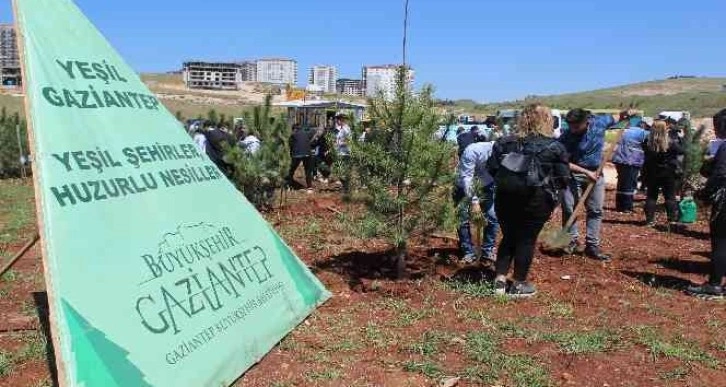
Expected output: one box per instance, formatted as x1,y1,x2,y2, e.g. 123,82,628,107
541,227,572,252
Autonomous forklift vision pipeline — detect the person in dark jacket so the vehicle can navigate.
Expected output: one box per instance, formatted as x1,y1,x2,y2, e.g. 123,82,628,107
204,122,236,177
612,122,648,212
311,127,332,183
688,109,726,297
487,104,571,298
642,120,684,227
287,124,314,192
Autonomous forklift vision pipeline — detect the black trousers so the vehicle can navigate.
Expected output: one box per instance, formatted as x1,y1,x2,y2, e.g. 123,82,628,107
288,156,313,188
338,155,351,193
314,155,332,179
495,189,554,282
709,202,726,286
645,174,678,223
615,164,640,212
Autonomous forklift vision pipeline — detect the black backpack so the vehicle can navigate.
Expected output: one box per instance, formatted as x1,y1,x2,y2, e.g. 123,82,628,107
495,139,551,193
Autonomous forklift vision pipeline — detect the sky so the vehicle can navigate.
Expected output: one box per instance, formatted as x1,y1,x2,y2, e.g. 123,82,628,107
2,0,725,102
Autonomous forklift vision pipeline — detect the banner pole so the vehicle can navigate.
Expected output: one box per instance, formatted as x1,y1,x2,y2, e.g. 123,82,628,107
11,0,67,385
15,123,26,178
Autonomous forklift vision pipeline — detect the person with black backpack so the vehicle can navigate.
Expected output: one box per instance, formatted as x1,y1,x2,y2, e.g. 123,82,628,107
642,119,684,228
487,104,571,298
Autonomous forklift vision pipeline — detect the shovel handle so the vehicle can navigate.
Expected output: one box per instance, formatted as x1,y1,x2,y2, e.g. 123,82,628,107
563,178,597,230
561,129,625,231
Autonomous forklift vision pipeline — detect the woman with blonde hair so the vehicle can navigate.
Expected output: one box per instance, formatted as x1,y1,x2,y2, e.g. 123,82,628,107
487,104,570,297
642,120,684,227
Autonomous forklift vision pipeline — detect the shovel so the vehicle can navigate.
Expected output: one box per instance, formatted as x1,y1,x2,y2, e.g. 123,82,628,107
542,129,625,251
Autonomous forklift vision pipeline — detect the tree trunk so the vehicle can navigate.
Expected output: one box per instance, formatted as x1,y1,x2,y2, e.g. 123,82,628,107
395,246,407,280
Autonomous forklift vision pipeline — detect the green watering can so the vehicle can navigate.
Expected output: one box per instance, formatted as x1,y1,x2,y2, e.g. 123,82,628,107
679,197,698,224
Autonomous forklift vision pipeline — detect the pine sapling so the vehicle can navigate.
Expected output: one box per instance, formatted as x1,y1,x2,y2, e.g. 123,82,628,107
224,95,290,210
345,66,455,278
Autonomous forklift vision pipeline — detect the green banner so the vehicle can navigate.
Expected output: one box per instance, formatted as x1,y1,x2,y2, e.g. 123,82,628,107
14,0,331,385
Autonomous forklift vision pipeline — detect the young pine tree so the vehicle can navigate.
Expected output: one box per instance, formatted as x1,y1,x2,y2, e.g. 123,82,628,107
681,118,706,194
0,109,28,178
345,66,455,278
224,95,290,210
206,109,219,127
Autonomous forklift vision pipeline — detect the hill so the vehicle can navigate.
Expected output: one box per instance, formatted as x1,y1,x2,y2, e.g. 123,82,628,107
0,73,284,121
2,75,725,122
140,73,285,119
447,77,726,118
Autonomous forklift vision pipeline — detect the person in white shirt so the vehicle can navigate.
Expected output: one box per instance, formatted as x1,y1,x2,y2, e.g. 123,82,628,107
335,115,352,156
335,114,352,193
239,129,261,154
191,125,207,154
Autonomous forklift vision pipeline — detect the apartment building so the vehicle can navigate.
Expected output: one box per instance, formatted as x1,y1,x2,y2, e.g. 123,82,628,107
256,58,297,85
238,61,257,82
336,78,365,97
308,65,338,94
0,24,21,87
363,65,414,100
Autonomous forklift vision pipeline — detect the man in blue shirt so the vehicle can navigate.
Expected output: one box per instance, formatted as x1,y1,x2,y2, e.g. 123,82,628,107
559,108,630,261
453,136,499,263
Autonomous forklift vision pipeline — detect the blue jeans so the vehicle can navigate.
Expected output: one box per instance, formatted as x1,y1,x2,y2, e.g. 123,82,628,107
454,184,499,257
561,174,605,248
615,164,640,212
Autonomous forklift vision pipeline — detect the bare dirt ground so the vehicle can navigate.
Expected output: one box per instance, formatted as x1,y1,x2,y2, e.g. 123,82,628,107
1,179,725,387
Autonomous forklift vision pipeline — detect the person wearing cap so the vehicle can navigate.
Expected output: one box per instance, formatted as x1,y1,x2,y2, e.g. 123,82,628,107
453,131,499,264
612,116,649,213
558,109,632,261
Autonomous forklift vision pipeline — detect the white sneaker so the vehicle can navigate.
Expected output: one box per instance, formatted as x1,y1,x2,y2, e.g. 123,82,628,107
494,280,507,295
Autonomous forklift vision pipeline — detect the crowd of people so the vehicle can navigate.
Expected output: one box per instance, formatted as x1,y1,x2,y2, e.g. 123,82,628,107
187,114,354,192
187,105,726,300
454,105,726,299
285,114,353,193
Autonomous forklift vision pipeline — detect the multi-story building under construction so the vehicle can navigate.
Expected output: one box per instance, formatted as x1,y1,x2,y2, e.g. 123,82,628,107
182,61,241,90
0,24,21,87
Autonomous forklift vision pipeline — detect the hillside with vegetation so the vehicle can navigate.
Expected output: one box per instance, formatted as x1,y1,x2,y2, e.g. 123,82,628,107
443,77,726,118
2,75,725,121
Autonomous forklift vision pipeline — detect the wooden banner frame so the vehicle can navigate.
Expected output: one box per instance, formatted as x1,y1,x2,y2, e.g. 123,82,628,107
11,0,68,385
